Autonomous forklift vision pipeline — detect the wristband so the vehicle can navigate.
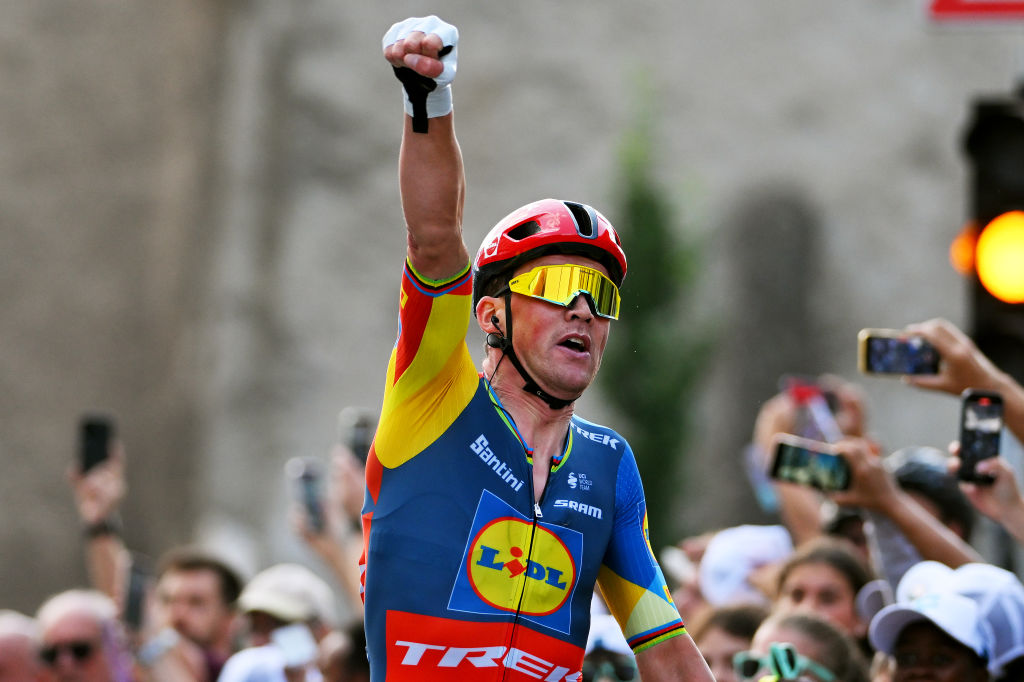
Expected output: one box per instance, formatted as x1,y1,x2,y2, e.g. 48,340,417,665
83,516,122,539
382,15,459,133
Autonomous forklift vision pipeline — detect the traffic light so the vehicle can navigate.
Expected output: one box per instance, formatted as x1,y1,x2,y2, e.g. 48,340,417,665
955,91,1024,382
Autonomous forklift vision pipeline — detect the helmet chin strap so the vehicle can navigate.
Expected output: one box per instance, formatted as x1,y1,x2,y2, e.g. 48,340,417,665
497,292,579,410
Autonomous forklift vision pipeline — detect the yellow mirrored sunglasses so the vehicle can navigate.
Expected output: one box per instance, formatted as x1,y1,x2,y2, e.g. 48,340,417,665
506,264,621,320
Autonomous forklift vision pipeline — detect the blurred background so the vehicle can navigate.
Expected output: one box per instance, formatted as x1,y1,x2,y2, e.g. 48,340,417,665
4,0,1024,619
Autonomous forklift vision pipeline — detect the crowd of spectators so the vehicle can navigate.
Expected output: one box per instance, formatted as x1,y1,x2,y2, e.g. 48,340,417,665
5,316,1024,682
656,317,1024,682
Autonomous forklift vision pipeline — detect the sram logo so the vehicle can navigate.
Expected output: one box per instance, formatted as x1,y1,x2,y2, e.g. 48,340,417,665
553,499,602,519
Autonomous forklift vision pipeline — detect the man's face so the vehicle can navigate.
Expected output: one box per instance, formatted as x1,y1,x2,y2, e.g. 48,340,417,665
892,622,988,682
0,633,47,682
155,568,234,650
503,254,613,400
39,611,111,682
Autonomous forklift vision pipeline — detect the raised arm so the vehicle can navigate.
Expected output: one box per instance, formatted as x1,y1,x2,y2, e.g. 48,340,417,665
829,438,982,569
904,317,1024,443
382,16,468,281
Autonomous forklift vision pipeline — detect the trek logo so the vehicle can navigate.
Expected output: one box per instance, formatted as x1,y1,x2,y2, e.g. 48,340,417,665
553,499,602,519
471,434,524,492
449,491,583,634
385,611,585,682
393,641,580,681
571,424,619,450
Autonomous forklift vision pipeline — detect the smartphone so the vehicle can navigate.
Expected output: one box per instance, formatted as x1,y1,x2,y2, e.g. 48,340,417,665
769,433,852,492
957,389,1003,484
779,375,843,443
123,554,151,634
857,328,941,375
78,415,115,473
338,407,375,463
285,457,325,533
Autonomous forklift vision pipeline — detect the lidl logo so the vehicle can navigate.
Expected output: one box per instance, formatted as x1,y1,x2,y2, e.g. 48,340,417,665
449,490,583,634
468,517,575,616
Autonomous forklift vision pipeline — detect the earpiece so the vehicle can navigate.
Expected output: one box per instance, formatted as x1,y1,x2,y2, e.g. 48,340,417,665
486,316,507,350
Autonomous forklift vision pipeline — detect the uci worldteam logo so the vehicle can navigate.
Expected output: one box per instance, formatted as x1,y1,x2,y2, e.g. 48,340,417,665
449,490,583,634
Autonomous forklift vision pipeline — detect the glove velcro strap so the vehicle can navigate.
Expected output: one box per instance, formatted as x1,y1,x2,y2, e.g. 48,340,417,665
392,66,438,134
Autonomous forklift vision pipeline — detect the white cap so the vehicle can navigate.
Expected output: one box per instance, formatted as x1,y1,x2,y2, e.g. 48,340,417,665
698,525,793,606
888,560,1024,675
869,590,986,659
238,563,338,627
949,563,1024,676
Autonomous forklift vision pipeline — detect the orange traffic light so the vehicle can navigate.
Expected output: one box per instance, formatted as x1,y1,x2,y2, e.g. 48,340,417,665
976,210,1024,303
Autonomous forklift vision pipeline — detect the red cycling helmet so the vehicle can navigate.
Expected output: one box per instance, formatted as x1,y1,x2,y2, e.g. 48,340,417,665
472,198,627,306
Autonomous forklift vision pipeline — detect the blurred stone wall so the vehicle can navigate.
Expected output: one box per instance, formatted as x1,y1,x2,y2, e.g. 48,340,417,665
3,0,1023,614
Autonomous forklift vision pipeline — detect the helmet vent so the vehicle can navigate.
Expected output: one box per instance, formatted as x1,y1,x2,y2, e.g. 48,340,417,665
565,201,598,239
507,220,541,241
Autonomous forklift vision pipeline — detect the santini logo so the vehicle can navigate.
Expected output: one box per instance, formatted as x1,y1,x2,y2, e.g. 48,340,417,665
470,434,524,492
553,499,602,519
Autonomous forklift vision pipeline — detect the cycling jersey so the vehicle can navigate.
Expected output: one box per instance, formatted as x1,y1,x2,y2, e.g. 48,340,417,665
359,262,684,681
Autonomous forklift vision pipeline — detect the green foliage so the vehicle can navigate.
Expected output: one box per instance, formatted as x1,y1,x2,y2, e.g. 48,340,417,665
599,95,714,549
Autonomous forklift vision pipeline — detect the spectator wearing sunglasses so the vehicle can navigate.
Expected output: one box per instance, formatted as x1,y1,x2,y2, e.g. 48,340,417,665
0,610,47,682
36,589,132,682
687,603,770,682
370,14,713,682
739,612,869,682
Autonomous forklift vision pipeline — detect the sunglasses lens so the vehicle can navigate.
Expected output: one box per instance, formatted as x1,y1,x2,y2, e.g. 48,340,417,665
40,641,94,666
734,653,764,679
508,265,620,319
71,643,94,661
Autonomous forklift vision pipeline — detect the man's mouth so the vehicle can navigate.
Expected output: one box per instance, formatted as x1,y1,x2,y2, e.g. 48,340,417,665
558,335,589,353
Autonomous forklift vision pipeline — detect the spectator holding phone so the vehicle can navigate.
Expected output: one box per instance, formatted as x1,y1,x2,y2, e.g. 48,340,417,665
950,450,1024,547
829,438,983,579
751,375,869,546
68,429,244,679
290,426,366,615
903,317,1024,442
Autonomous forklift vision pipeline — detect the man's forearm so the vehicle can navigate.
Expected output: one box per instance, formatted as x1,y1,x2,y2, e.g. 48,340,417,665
882,490,982,567
399,113,467,281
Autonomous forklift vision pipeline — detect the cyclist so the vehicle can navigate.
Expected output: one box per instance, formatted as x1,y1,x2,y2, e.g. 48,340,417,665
361,15,714,681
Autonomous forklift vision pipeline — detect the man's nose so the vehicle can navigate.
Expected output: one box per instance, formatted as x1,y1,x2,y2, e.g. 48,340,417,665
566,293,594,318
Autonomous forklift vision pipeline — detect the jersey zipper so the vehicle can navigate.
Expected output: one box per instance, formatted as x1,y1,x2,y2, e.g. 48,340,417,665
502,448,555,681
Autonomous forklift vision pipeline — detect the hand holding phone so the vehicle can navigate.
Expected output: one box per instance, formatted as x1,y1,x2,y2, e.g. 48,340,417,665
286,457,326,534
768,433,852,492
957,389,1003,485
857,328,941,376
79,414,116,473
338,407,375,463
